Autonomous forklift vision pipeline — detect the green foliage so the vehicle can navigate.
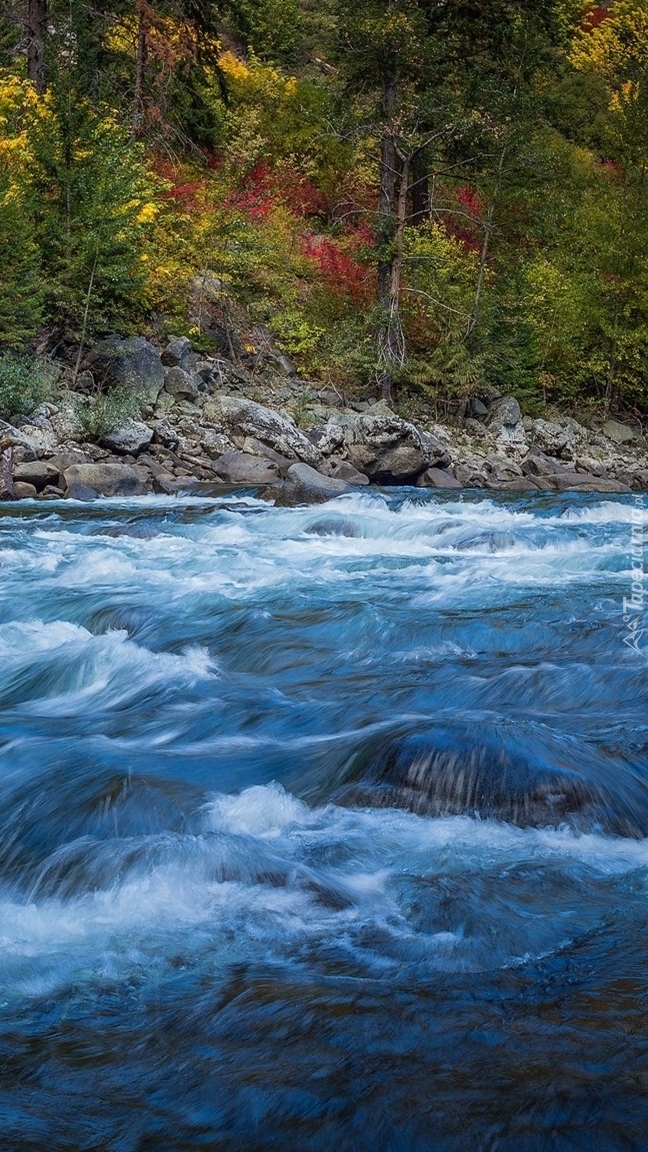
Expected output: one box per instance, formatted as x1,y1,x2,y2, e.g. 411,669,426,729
72,385,141,441
28,93,160,335
0,355,52,419
0,173,43,348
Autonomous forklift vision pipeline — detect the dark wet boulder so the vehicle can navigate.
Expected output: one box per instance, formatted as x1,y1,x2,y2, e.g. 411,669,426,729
333,724,648,838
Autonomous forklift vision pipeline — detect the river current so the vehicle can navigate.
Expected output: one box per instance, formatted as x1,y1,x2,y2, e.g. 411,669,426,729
1,488,647,1151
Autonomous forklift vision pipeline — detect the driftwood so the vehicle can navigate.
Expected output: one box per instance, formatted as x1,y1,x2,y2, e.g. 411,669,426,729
0,442,15,500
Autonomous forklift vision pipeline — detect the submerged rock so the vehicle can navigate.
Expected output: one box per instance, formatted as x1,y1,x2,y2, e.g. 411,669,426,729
334,725,648,838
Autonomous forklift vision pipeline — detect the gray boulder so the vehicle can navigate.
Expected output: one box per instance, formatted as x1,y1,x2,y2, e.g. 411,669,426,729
530,419,575,459
88,337,165,405
328,460,370,486
12,460,60,491
204,395,321,465
344,405,447,483
601,419,636,445
547,472,631,494
13,481,38,499
200,429,236,459
101,419,153,456
485,396,521,429
484,396,526,446
280,463,353,504
63,463,150,497
417,466,461,489
161,336,197,371
164,366,199,399
521,445,566,477
211,452,282,485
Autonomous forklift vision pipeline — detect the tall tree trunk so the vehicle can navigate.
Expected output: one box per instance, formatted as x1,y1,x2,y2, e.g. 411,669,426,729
466,144,507,346
410,150,430,225
377,75,398,405
133,2,148,132
26,0,47,93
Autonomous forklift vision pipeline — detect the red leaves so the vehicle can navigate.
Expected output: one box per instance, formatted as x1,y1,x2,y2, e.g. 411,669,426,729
582,5,609,31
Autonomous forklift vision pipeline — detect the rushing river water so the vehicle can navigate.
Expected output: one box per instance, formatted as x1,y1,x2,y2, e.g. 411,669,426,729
1,488,647,1151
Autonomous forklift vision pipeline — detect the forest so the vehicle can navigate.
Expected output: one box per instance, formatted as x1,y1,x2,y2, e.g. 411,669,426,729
1,0,648,415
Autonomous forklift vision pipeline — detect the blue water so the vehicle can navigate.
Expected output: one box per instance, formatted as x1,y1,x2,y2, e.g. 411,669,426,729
0,488,647,1151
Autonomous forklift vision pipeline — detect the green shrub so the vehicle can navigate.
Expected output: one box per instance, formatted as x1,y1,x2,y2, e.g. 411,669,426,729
0,355,52,419
72,385,141,441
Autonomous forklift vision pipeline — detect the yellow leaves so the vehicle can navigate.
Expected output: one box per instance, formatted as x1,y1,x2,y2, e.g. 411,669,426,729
219,51,250,83
136,202,159,224
571,1,648,84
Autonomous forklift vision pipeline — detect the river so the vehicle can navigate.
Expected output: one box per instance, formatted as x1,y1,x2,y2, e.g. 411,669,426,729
1,488,647,1150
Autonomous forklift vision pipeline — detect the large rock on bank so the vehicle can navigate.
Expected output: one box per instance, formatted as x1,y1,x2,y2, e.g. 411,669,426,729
204,395,321,466
311,403,450,484
87,337,165,406
279,463,354,505
63,463,150,498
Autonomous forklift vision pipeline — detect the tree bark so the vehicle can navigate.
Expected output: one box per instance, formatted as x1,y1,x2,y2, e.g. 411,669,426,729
0,446,15,501
410,150,430,225
133,3,148,132
26,0,47,94
377,75,398,405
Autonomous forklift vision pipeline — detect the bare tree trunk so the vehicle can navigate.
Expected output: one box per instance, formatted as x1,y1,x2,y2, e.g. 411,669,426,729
0,446,15,501
376,76,398,405
26,0,47,93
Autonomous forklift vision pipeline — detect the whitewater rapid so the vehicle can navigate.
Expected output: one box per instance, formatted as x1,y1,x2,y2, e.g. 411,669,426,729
1,488,646,1150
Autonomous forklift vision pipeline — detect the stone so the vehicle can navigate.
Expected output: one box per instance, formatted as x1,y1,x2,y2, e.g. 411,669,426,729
601,419,636,445
521,445,566,477
151,418,179,449
0,447,14,499
239,437,292,473
485,396,522,429
335,726,648,837
470,397,489,418
164,366,199,399
100,419,153,455
547,472,631,493
530,418,574,459
417,466,461,489
199,429,236,460
204,395,321,465
62,463,150,497
211,452,283,484
12,461,60,491
465,418,490,437
13,481,37,499
280,463,353,505
88,336,165,405
161,336,196,370
154,475,202,494
329,460,370,486
65,482,99,501
344,404,446,483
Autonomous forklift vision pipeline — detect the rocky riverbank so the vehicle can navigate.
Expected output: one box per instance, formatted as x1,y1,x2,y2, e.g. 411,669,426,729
1,335,647,502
